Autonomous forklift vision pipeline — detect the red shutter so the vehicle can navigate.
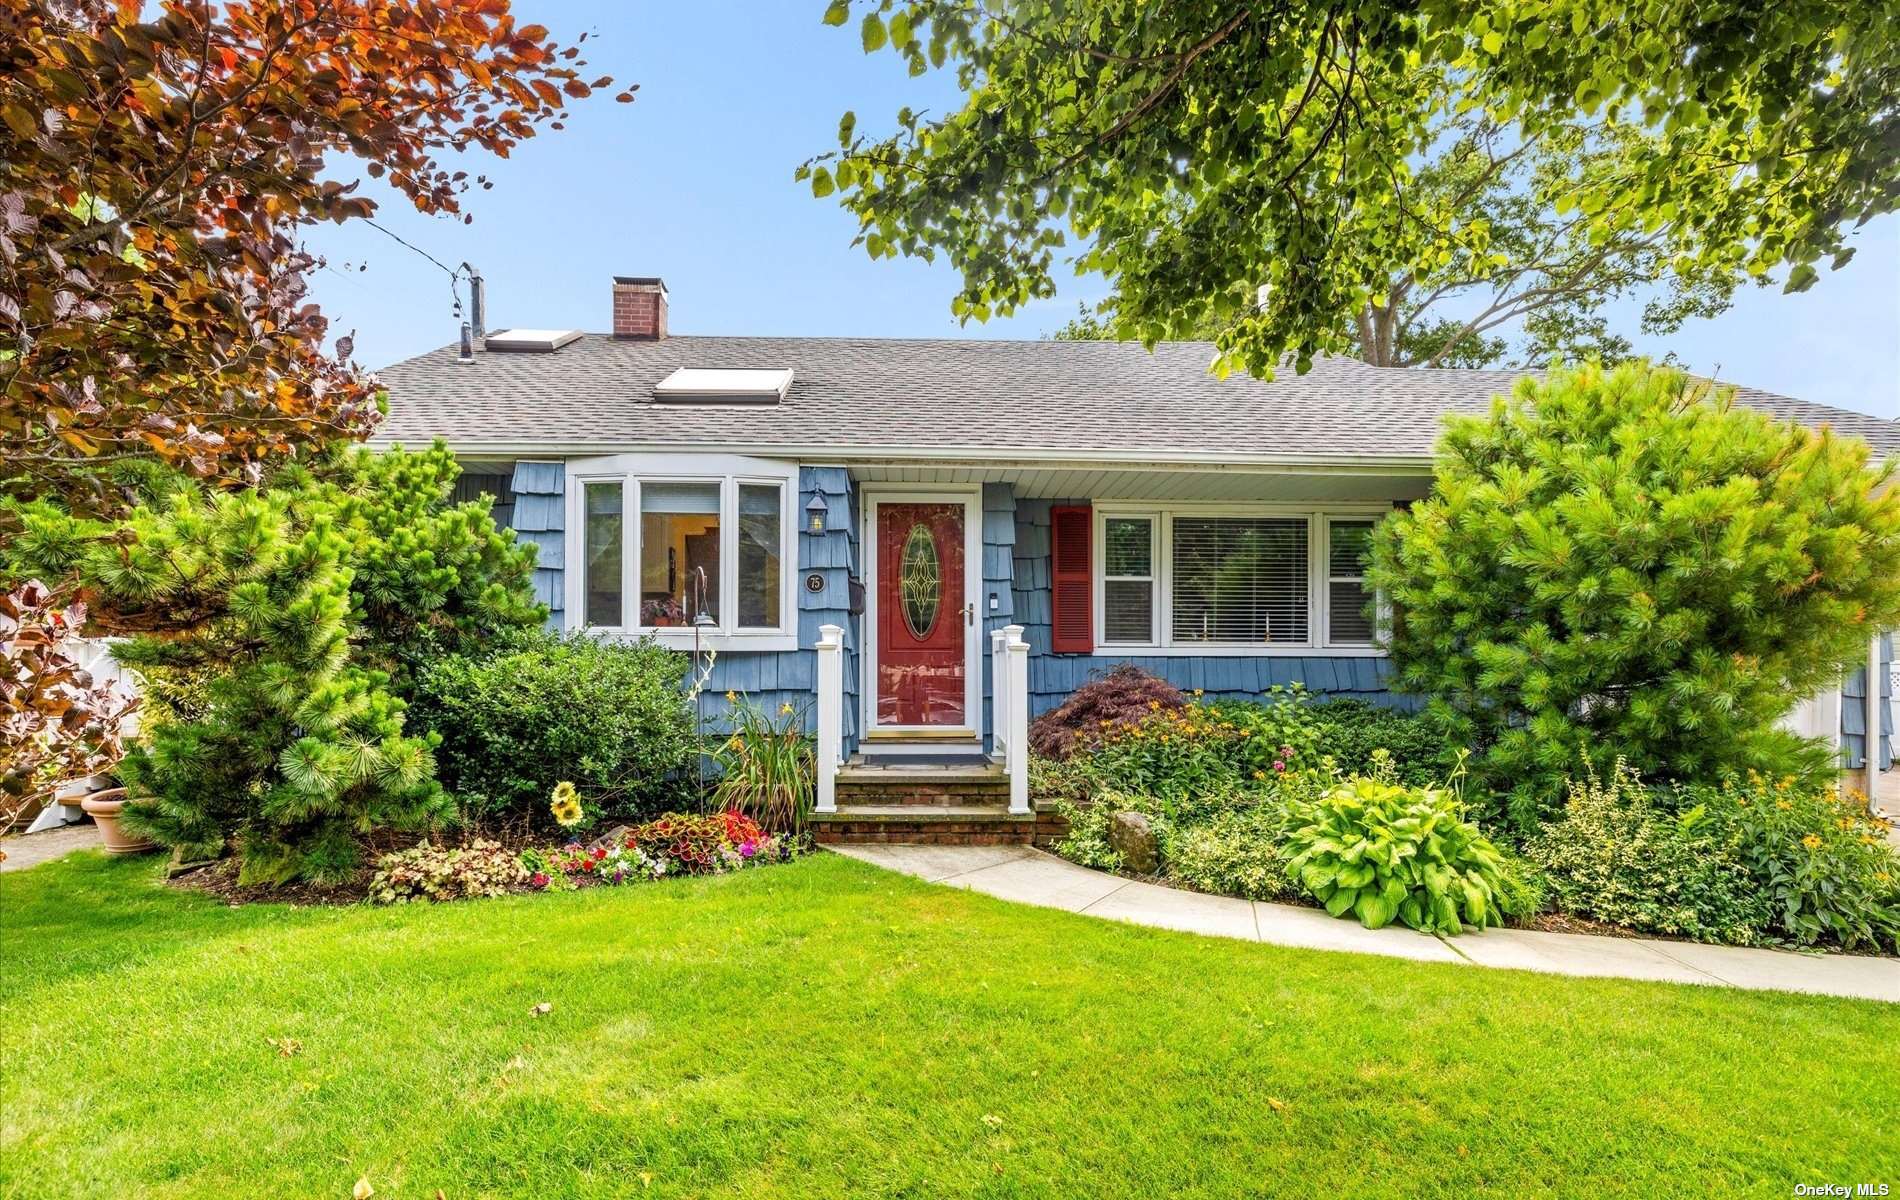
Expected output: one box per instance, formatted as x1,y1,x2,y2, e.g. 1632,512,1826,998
1049,504,1093,653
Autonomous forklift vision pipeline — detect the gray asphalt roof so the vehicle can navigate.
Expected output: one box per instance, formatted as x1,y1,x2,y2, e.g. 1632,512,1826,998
372,333,1900,461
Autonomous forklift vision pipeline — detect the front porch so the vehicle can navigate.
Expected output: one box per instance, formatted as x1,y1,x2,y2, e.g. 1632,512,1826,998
808,622,1044,844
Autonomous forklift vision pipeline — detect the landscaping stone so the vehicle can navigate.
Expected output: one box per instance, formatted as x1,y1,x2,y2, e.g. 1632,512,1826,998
1107,810,1158,874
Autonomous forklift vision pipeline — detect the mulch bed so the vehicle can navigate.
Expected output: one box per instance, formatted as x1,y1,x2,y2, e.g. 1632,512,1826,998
172,859,374,907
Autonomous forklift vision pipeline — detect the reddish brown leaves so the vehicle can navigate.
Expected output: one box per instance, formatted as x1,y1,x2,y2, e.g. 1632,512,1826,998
1,581,138,826
0,1,623,512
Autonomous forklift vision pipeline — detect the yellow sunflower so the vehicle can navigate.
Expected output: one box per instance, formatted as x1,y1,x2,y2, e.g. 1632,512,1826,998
550,780,584,828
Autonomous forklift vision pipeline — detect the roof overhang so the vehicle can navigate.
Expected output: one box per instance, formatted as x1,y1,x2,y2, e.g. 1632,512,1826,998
371,437,1437,475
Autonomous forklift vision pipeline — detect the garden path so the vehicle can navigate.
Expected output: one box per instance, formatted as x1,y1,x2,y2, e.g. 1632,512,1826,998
829,844,1900,1003
0,824,101,873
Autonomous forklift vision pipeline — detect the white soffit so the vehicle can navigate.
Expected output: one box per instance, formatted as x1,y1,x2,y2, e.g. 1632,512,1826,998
484,328,582,352
651,367,793,404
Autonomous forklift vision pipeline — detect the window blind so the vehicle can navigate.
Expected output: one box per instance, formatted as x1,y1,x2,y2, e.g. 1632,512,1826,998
1170,517,1308,644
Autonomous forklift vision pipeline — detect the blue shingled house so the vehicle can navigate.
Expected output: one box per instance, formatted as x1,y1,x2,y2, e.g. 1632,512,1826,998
374,276,1896,837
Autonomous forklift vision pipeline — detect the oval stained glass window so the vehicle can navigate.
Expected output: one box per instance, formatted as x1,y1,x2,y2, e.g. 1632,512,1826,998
899,523,941,639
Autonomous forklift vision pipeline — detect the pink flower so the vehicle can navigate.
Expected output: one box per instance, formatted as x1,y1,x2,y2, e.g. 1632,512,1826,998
738,838,757,859
1273,760,1287,772
530,872,550,888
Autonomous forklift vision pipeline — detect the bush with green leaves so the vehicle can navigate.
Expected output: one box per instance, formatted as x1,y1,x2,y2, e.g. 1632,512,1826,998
1369,363,1900,829
412,630,697,828
1065,686,1451,800
1523,763,1772,944
9,443,542,884
1694,775,1900,952
1303,699,1448,786
1163,802,1297,901
1284,777,1529,935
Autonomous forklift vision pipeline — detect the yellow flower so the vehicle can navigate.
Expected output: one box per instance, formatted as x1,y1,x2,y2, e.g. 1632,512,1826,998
550,781,584,828
1800,834,1823,850
725,690,737,703
1775,800,1792,810
779,702,795,716
1192,689,1204,697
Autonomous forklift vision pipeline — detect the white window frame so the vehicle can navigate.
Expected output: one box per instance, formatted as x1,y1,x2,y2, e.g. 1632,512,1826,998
564,454,798,652
1319,515,1384,649
1098,513,1159,646
1091,502,1390,657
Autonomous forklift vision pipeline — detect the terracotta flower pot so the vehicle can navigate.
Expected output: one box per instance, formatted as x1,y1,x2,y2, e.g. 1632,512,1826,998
79,788,156,855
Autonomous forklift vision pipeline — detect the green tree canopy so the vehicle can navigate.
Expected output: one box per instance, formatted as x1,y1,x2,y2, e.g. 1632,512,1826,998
2,444,545,883
1368,364,1900,828
811,1,1892,375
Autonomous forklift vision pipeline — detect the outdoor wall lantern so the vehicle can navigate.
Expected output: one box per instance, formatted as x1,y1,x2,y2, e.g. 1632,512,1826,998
805,491,831,534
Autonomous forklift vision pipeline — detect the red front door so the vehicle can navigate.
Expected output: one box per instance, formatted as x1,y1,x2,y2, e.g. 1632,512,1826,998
876,501,967,726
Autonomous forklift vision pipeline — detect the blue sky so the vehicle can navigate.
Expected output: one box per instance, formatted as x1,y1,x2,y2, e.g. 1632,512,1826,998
307,2,1899,421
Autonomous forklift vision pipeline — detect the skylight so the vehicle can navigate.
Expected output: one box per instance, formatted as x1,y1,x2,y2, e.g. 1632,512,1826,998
651,367,793,404
484,328,582,353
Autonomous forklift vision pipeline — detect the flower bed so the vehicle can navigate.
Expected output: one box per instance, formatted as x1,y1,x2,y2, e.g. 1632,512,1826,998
368,810,799,905
1033,673,1900,954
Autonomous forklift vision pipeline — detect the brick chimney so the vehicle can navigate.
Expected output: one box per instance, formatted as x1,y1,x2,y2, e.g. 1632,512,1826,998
613,276,668,340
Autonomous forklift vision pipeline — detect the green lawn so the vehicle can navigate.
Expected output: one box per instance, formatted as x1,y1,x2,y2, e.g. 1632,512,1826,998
2,852,1894,1199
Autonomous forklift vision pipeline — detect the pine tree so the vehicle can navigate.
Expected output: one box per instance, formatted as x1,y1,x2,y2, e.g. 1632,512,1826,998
1369,364,1900,829
6,444,543,883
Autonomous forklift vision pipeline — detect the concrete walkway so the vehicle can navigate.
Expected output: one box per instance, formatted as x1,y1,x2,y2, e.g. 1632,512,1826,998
0,822,101,873
830,843,1900,1004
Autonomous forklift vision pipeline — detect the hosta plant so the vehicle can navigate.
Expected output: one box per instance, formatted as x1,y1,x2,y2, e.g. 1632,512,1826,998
1284,777,1526,935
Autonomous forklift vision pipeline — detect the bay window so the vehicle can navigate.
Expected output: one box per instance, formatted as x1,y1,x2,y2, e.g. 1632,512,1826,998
582,481,624,628
566,455,797,647
1096,507,1386,652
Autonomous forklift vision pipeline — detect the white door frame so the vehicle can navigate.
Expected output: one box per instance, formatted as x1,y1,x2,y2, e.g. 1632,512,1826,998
860,485,983,737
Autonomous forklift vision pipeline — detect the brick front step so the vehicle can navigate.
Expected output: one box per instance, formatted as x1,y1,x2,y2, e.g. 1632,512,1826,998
811,803,1069,847
834,760,1012,808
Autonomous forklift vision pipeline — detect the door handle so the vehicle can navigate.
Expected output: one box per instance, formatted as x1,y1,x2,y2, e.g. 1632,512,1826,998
963,601,976,626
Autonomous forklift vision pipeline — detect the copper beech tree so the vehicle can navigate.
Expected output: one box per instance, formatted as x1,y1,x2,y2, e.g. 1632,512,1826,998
0,581,137,839
0,0,630,513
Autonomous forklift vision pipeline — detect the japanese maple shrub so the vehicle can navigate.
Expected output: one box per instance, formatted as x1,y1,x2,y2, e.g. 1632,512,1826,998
1369,363,1900,828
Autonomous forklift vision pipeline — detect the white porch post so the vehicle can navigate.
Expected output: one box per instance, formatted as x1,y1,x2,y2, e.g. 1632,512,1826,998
1003,624,1030,815
990,628,1009,762
1867,632,1883,805
815,623,844,814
